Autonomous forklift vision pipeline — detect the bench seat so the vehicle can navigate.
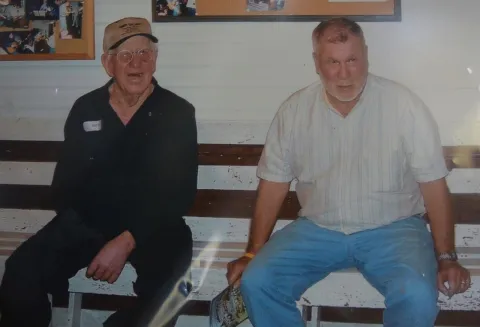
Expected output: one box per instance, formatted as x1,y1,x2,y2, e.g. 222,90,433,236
69,244,480,312
2,230,479,313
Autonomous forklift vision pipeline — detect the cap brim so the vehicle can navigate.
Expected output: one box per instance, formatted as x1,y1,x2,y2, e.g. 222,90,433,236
109,33,158,51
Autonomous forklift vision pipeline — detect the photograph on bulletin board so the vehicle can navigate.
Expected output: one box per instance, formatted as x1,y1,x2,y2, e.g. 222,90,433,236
0,0,29,30
152,0,401,22
246,0,285,12
0,0,93,61
26,0,59,20
58,0,82,39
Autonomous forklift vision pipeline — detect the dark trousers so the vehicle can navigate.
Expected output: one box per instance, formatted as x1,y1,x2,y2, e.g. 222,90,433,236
0,209,193,327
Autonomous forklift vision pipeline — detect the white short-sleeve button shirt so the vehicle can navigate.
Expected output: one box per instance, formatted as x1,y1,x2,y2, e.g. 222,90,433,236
257,73,449,233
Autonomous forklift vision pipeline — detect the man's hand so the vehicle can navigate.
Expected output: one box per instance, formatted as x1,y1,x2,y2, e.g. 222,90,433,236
86,231,136,284
437,260,471,297
226,256,252,288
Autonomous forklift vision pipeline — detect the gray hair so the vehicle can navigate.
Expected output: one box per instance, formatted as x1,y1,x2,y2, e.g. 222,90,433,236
150,40,158,52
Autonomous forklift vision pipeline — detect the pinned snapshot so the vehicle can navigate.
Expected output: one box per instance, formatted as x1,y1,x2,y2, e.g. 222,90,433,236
0,23,54,55
246,0,285,12
26,0,58,20
31,19,53,50
155,0,196,17
0,0,29,30
58,0,82,39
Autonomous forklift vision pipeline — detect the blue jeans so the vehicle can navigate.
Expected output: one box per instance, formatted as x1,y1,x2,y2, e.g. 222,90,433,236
240,216,439,327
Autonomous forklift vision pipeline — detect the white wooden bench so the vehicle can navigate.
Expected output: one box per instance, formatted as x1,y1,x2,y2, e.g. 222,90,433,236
1,223,479,326
1,137,479,326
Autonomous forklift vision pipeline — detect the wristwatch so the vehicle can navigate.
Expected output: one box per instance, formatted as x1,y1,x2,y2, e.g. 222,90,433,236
437,251,458,262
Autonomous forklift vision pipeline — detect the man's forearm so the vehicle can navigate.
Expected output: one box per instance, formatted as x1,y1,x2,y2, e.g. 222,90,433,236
125,179,197,246
124,128,198,245
246,179,290,254
419,178,455,253
246,211,278,254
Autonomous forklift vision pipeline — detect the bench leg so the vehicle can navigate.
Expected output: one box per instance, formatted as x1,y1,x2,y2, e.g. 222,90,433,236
47,294,53,327
310,306,321,327
297,303,309,324
67,292,83,327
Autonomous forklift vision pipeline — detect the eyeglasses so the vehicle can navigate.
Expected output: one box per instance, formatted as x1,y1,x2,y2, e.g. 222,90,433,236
109,48,155,65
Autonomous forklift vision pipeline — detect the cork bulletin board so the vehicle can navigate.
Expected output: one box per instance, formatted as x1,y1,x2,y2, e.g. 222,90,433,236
153,0,401,23
0,0,94,61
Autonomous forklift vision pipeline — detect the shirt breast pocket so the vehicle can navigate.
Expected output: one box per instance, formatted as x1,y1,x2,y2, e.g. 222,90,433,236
362,145,406,193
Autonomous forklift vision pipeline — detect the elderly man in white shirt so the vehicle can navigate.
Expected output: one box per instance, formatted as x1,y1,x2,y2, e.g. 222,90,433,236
226,17,471,327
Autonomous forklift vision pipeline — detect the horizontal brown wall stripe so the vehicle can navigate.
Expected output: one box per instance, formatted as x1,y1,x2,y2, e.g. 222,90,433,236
0,185,479,223
0,239,23,247
0,231,33,239
0,140,61,162
198,143,263,166
50,293,480,326
1,140,480,169
0,184,52,210
0,140,264,165
191,189,301,218
0,249,14,256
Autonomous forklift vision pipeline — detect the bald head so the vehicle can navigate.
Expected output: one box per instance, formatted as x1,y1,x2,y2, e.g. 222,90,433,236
312,17,365,50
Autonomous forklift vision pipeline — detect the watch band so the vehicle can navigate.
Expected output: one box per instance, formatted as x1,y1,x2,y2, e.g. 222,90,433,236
437,251,458,261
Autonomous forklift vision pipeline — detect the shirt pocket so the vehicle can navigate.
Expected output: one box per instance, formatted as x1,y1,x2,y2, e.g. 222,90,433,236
361,141,405,193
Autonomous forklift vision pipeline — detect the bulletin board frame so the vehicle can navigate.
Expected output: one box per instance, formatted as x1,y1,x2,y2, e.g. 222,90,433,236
0,0,94,61
152,0,401,23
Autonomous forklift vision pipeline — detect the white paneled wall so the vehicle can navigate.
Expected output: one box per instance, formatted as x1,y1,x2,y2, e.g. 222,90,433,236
1,1,480,327
0,0,479,142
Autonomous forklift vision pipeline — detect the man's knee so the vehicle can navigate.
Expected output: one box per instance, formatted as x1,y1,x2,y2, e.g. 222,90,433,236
240,259,274,296
391,275,439,317
408,279,438,314
0,253,33,298
2,252,28,285
0,255,47,324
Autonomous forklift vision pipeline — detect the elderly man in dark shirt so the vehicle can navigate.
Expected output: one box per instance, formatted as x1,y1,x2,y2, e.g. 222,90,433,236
0,17,198,327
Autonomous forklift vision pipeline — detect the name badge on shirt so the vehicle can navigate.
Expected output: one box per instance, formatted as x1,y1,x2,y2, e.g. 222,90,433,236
83,120,102,132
